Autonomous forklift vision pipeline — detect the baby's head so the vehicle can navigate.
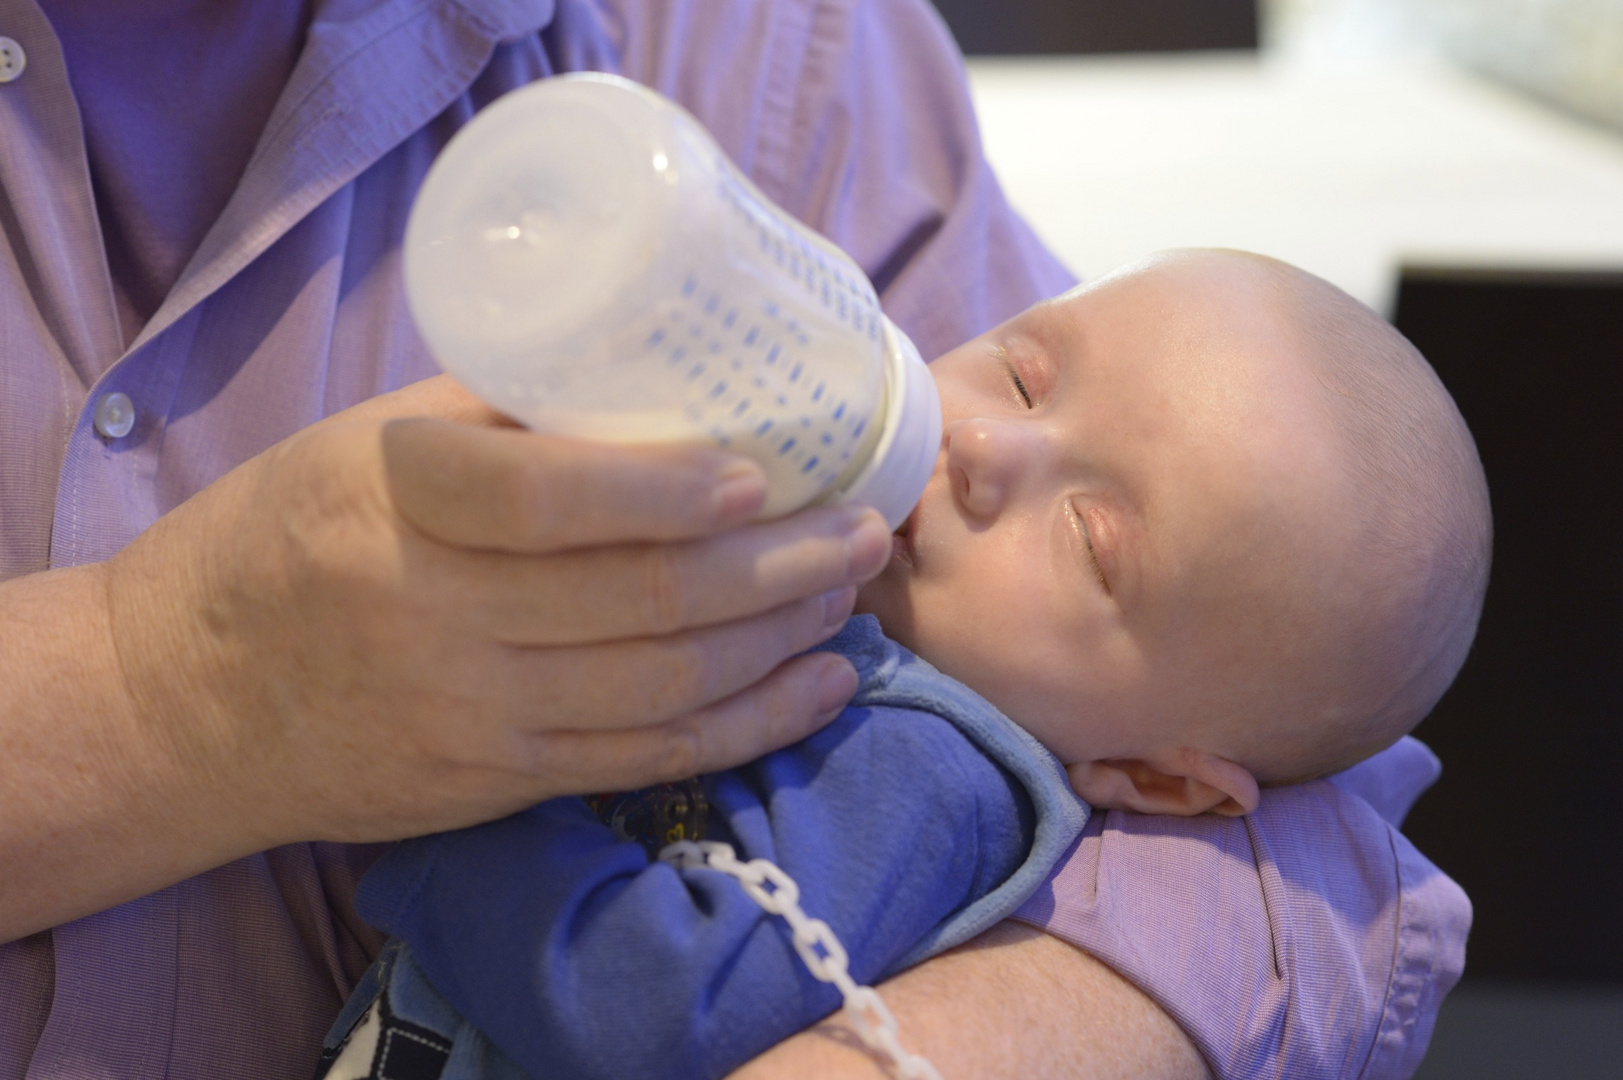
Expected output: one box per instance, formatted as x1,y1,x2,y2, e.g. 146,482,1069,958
857,250,1490,816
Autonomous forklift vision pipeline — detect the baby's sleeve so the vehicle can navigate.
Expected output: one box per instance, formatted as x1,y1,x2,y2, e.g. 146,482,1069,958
354,702,1035,1080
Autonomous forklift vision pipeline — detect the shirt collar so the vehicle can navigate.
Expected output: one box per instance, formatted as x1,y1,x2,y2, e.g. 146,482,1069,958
131,0,557,354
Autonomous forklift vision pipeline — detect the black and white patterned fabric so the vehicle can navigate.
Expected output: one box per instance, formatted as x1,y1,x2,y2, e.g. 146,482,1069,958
314,984,451,1080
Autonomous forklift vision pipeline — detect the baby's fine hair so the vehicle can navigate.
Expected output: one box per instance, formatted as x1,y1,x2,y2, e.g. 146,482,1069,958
1250,253,1492,781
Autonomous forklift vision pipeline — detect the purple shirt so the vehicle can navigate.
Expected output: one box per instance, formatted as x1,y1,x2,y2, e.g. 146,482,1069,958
0,1,1467,1078
1017,739,1470,1080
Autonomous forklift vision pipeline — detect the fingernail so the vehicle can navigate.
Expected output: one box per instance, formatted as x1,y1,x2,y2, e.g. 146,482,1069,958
843,510,892,580
821,586,857,630
711,460,766,521
813,656,859,719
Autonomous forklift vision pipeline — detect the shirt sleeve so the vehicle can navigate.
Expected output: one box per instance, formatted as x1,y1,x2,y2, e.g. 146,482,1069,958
599,0,1078,362
353,703,1034,1080
1013,739,1471,1080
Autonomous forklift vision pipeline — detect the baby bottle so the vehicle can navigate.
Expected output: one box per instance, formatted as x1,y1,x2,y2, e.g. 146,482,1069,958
403,73,941,527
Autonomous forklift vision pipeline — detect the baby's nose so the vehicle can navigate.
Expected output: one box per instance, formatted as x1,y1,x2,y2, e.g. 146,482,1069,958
945,417,1031,519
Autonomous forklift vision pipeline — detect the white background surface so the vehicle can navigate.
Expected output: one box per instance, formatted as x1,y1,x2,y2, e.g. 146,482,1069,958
966,53,1623,313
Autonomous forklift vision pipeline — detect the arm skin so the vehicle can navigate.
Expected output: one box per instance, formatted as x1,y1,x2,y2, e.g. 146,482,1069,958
731,921,1212,1080
0,376,890,942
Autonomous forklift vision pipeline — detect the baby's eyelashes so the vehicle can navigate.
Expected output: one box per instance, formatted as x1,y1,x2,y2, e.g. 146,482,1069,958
986,344,1033,409
1008,365,1033,408
998,334,1059,406
1070,500,1114,595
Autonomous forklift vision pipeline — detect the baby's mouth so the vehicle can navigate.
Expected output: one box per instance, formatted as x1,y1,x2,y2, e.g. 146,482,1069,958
891,509,918,567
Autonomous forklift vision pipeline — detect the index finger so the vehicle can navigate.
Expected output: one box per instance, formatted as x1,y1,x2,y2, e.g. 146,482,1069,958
381,418,769,552
506,652,860,793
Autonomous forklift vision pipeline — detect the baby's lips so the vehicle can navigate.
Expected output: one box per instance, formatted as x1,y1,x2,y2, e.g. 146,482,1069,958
890,507,920,567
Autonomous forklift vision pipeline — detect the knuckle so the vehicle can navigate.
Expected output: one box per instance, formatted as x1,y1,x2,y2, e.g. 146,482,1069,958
787,591,832,645
648,724,705,784
638,545,692,635
646,635,711,715
502,455,557,544
458,443,567,550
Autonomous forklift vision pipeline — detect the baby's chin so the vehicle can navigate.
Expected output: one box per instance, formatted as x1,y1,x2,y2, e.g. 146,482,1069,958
852,574,917,648
850,579,889,622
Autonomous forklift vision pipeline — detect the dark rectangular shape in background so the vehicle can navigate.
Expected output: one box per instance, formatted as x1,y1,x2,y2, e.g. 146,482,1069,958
1393,268,1623,982
928,0,1258,55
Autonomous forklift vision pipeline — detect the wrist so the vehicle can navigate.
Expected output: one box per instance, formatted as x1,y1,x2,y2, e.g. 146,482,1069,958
0,560,271,938
103,517,303,859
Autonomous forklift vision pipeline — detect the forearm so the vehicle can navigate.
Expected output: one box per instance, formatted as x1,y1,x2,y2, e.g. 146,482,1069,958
730,921,1211,1080
0,563,261,940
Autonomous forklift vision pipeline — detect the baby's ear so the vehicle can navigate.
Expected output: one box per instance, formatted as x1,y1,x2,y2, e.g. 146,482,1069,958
1066,751,1260,817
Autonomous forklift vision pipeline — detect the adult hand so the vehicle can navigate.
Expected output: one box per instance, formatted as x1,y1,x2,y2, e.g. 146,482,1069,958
2,375,889,939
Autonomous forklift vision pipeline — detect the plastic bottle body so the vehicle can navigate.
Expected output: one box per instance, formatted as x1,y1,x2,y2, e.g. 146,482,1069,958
406,74,939,525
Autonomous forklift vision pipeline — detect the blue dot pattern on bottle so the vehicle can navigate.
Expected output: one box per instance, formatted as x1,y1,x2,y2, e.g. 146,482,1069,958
634,166,884,497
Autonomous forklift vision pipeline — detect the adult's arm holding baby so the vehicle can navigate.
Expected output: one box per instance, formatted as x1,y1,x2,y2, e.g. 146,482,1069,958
349,619,1083,1080
729,922,1212,1080
0,375,889,942
731,739,1469,1080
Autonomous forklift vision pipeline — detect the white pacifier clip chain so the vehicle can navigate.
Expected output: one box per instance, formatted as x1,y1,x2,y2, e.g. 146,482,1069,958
659,840,944,1080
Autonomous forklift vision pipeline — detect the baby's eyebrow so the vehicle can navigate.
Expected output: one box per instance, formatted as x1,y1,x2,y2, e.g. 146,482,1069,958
1016,304,1075,359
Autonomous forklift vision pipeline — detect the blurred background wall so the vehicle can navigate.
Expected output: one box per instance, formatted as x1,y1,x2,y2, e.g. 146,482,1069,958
1270,0,1623,132
926,3,1623,1077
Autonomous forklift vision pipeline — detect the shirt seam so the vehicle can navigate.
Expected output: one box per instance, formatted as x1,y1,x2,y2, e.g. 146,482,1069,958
747,0,817,209
1354,821,1423,1080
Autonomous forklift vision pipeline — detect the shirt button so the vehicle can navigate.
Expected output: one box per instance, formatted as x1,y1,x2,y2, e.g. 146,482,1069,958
93,392,136,439
0,37,25,83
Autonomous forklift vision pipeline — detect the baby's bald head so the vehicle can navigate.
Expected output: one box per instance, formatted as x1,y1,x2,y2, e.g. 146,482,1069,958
1207,252,1491,782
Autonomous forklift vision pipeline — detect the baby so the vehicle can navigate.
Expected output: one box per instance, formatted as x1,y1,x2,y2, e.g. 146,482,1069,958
319,250,1491,1080
865,247,1490,811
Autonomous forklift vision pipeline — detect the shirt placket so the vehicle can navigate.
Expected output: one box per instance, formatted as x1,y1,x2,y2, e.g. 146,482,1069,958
50,313,200,566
